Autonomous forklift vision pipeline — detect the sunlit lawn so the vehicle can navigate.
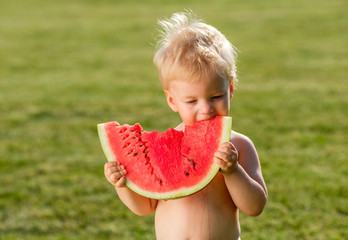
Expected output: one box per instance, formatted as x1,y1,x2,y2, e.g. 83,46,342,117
1,0,347,239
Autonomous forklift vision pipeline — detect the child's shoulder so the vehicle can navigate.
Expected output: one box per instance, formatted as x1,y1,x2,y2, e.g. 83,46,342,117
230,130,256,153
230,130,252,142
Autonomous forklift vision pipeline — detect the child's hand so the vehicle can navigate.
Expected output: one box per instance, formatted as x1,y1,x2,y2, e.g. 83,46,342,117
104,161,127,187
214,142,239,175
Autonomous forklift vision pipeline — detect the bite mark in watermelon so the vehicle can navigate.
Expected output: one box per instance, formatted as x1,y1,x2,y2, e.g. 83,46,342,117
98,116,232,199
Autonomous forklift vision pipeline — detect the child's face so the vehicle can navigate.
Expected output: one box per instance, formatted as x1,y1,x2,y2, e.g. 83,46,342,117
164,76,232,125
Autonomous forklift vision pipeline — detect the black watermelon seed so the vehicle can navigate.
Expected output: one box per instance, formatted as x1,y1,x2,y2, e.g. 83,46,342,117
185,172,189,176
159,180,162,184
134,152,138,156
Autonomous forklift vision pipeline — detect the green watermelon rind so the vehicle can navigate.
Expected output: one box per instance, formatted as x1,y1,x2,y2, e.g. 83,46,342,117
98,123,117,162
98,116,232,200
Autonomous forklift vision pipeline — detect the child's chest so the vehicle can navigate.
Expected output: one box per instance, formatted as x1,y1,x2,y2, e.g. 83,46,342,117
155,174,239,239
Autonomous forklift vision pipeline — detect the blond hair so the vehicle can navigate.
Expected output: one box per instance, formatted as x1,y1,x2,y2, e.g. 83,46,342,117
153,10,238,90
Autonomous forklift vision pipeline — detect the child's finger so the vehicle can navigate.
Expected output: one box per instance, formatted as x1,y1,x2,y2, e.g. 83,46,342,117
214,154,239,174
106,167,118,177
104,161,119,173
107,161,120,167
115,176,126,188
214,151,235,163
220,142,237,153
219,143,238,161
214,156,228,169
109,169,127,183
117,164,125,172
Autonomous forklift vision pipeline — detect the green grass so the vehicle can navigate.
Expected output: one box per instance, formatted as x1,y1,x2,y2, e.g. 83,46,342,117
1,0,347,239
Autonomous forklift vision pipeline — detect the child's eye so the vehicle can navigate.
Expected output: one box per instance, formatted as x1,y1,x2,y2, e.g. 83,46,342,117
212,95,223,100
185,100,197,104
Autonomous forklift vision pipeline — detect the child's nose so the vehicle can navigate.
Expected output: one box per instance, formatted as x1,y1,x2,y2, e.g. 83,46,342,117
200,101,213,114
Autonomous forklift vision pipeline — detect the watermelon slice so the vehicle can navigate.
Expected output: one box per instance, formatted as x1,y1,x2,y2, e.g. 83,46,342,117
98,116,232,199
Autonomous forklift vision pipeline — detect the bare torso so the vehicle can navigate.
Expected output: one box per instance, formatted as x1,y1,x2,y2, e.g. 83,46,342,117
155,172,240,240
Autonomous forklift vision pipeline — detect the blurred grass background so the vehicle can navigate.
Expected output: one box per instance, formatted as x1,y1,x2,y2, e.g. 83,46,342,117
0,0,347,239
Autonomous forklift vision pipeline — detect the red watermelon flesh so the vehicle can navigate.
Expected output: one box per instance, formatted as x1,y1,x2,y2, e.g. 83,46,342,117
98,116,232,199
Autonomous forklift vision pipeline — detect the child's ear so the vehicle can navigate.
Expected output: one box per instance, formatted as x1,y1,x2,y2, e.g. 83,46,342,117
229,82,234,100
164,90,178,112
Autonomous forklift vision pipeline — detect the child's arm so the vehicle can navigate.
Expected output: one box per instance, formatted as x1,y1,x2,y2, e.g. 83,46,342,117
104,161,158,216
214,131,268,216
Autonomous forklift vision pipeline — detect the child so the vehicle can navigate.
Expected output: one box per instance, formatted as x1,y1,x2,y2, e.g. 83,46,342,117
104,11,267,240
